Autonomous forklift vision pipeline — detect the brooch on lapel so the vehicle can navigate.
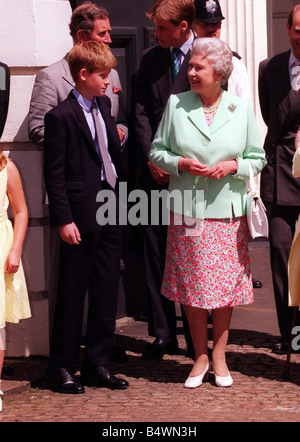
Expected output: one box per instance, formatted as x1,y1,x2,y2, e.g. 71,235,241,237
228,103,237,113
113,86,122,94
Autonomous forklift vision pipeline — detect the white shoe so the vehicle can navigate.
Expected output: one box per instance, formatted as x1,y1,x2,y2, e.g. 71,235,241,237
214,371,233,387
184,363,210,388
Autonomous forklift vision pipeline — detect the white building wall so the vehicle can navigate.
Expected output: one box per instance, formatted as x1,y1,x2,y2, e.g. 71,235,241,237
220,0,268,140
0,0,72,356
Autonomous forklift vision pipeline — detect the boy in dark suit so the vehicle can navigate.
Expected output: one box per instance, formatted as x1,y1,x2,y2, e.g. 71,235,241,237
44,41,128,394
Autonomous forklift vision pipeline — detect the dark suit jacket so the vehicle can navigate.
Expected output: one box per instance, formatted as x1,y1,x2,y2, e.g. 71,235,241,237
134,44,191,191
259,50,300,205
44,91,124,233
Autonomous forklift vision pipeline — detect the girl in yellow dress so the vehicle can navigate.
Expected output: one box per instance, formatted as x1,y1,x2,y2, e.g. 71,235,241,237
0,149,31,412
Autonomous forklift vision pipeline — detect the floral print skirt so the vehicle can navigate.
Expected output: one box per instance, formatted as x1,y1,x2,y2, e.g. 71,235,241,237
161,212,253,310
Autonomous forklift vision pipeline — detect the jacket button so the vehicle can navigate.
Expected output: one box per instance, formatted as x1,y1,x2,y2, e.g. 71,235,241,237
96,172,100,177
202,139,209,146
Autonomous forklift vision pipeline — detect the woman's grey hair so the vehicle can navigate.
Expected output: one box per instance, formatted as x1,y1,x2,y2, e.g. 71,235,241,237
191,37,234,86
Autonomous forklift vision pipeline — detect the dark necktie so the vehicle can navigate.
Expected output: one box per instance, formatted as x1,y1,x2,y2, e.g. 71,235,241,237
91,102,116,189
171,47,182,81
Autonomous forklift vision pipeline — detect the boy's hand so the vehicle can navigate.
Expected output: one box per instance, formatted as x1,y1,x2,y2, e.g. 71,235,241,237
59,222,81,245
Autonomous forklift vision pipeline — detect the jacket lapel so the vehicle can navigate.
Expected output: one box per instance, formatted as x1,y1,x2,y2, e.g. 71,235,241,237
187,93,210,139
68,92,124,179
61,54,75,89
209,96,230,135
277,51,295,118
156,47,192,108
156,48,173,108
270,50,300,120
269,51,300,140
171,50,191,95
187,92,230,138
68,91,96,153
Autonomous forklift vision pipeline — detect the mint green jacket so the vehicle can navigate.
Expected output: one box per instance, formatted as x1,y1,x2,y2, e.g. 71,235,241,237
149,90,266,219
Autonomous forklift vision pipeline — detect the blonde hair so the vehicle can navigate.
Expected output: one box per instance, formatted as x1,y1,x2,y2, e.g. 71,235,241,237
146,0,195,28
68,41,116,82
0,149,7,172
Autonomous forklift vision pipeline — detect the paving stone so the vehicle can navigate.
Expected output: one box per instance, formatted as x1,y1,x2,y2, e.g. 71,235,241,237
0,241,299,423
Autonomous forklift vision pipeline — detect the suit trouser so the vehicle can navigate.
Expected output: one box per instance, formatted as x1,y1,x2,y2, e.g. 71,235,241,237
48,227,60,344
143,221,193,350
266,203,300,341
50,225,121,371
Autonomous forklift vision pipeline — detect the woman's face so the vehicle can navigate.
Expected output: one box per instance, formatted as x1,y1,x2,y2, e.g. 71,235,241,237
188,53,221,96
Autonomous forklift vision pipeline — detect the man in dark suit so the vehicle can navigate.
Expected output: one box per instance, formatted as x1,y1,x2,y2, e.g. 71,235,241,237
44,41,128,394
259,4,300,354
134,0,196,359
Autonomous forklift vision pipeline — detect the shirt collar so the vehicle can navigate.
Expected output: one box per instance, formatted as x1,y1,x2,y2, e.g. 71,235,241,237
289,51,300,69
73,88,95,112
170,31,194,56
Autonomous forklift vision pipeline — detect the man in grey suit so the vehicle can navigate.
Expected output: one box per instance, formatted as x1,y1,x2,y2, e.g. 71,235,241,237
28,1,128,363
29,1,127,145
259,4,300,354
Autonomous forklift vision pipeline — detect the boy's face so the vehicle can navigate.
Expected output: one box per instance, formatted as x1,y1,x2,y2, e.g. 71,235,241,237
81,68,111,100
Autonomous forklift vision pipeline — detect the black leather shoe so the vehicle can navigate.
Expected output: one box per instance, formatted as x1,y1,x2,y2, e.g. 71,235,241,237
81,365,129,390
111,344,128,363
272,341,290,354
253,279,263,289
45,367,85,394
142,337,178,360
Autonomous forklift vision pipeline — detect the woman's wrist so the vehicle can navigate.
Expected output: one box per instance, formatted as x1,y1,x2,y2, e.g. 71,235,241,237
9,247,22,255
230,158,238,175
178,157,186,172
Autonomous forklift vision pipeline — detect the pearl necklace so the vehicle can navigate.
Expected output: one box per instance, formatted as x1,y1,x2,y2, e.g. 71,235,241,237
202,90,223,114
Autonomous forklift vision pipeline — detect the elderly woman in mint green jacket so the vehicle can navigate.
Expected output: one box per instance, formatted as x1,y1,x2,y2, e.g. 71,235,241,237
149,38,266,389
